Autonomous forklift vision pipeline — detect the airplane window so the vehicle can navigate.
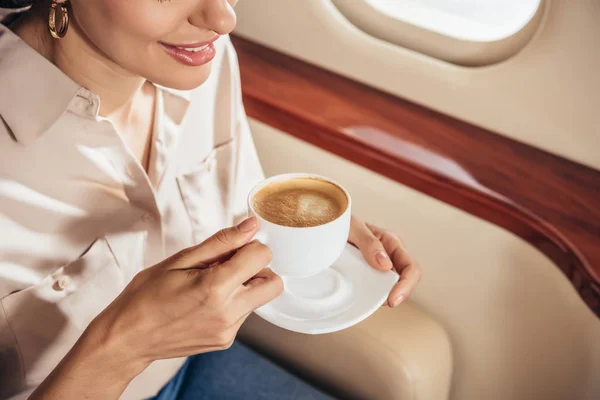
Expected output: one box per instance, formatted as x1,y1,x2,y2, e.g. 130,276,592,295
332,0,545,66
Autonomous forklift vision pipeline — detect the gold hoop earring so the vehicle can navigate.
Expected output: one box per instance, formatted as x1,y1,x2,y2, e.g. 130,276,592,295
49,1,70,39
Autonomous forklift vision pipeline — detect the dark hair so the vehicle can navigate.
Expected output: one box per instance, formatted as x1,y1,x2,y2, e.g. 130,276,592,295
0,0,32,8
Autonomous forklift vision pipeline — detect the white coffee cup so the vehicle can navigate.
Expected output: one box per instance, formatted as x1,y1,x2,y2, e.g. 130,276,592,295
247,173,352,277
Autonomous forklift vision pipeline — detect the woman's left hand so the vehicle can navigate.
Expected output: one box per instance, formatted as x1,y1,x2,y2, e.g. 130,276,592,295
348,216,421,307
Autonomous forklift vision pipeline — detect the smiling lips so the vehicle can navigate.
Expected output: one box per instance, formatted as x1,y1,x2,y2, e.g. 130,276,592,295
160,37,218,66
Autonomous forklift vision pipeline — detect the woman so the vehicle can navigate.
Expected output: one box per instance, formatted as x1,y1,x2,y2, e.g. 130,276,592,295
0,1,421,399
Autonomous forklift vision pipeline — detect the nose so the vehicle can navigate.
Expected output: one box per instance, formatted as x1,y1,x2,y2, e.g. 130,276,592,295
189,0,237,36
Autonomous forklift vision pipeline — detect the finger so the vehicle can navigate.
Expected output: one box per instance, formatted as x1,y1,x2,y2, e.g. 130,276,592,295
166,217,258,270
386,235,413,273
364,223,419,306
235,268,284,313
348,217,393,271
387,263,422,307
369,223,413,275
214,241,273,291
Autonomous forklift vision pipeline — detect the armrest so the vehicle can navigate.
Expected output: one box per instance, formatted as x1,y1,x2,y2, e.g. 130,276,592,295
239,303,453,400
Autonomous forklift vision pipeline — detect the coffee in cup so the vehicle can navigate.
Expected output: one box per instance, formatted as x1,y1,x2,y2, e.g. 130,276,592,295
251,177,348,228
248,173,351,278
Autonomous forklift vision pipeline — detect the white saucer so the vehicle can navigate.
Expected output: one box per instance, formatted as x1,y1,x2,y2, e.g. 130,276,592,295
254,243,399,334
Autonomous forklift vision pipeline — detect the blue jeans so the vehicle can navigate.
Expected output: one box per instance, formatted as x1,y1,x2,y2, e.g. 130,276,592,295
150,342,337,400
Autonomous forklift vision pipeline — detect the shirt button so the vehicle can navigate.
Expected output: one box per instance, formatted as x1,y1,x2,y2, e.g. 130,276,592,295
55,276,71,291
142,213,154,223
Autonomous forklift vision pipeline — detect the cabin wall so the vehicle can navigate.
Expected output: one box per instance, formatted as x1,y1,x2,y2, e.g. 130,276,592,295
235,0,600,170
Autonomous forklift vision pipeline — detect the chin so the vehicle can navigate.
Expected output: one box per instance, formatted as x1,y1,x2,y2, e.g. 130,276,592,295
150,63,214,91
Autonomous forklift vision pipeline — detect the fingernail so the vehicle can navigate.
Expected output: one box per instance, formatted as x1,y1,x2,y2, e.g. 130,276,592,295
236,217,256,232
376,251,390,268
392,295,405,307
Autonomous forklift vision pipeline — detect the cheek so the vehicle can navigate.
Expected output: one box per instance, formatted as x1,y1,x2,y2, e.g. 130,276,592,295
72,0,214,90
73,0,186,74
93,0,182,42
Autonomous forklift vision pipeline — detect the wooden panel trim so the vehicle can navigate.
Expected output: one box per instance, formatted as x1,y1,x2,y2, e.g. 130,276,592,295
231,35,600,316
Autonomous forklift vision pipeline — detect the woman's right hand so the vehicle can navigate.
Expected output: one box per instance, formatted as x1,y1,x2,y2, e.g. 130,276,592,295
91,216,282,369
30,216,281,400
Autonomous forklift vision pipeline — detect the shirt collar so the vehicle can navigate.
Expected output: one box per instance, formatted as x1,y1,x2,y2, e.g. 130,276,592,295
0,23,80,145
0,24,191,146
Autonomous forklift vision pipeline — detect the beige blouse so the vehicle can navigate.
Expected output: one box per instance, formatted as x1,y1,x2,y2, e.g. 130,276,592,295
0,22,264,400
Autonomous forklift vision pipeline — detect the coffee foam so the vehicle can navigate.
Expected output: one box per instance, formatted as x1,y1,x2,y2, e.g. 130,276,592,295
252,178,348,228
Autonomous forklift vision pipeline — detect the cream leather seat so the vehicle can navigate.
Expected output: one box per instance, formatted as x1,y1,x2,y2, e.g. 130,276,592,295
241,304,452,400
